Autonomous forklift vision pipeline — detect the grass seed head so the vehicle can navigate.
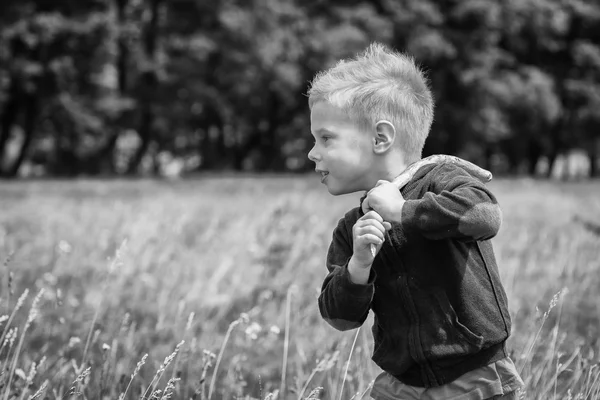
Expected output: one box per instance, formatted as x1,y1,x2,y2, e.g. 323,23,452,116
15,368,27,381
15,289,29,312
25,288,45,328
157,341,185,375
202,349,216,362
109,239,128,274
186,312,195,330
304,387,323,399
4,327,18,348
26,361,38,385
162,377,180,399
28,380,48,400
73,366,91,385
132,353,148,378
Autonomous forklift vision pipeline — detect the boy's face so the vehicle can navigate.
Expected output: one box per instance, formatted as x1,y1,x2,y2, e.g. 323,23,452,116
308,101,374,195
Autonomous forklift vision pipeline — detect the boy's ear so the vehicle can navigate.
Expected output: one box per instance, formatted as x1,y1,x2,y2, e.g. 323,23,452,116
373,120,396,154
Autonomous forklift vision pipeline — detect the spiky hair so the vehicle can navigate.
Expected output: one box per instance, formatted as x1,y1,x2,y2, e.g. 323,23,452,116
308,43,434,163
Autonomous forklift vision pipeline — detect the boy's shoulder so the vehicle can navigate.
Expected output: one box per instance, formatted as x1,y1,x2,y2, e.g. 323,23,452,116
338,161,494,231
410,161,491,193
417,161,476,180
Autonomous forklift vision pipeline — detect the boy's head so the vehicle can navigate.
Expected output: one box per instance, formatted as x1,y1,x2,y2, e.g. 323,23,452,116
307,43,434,195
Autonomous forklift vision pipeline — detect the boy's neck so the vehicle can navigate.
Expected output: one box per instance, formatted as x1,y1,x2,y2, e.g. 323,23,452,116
373,155,411,184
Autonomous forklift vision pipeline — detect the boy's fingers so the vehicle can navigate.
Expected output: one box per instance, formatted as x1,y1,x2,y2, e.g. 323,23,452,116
362,217,387,234
356,225,385,240
361,207,392,231
358,234,384,247
356,214,385,226
361,198,372,214
361,210,384,223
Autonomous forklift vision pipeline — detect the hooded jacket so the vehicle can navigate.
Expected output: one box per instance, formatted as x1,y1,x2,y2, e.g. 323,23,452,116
318,163,511,388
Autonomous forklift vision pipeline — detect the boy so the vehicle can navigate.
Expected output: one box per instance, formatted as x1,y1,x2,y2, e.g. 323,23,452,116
307,43,524,399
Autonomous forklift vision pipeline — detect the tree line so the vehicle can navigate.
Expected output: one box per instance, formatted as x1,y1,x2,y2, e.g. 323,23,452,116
0,0,599,178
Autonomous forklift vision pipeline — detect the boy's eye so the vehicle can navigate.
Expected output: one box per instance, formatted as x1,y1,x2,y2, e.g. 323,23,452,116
322,136,330,142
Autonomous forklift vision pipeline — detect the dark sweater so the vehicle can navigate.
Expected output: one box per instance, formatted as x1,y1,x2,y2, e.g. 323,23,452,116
318,163,512,388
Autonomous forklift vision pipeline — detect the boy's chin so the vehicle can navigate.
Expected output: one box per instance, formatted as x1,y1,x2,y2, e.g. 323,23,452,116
326,184,360,196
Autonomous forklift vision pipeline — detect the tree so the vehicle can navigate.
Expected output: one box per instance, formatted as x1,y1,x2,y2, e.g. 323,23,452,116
500,0,600,176
0,0,598,177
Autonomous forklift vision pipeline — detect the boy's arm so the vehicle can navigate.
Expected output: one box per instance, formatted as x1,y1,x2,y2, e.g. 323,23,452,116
318,216,375,331
400,163,502,241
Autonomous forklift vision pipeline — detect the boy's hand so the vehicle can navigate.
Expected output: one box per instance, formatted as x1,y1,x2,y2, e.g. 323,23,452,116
361,180,405,224
361,155,490,224
351,210,392,269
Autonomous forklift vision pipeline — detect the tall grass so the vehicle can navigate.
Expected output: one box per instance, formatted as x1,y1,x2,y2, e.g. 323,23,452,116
0,176,598,399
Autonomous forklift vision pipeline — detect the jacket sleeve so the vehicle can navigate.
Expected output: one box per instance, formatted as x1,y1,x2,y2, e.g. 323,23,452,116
318,214,375,331
400,163,502,241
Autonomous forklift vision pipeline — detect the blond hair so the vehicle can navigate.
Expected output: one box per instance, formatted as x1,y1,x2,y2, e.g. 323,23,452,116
308,43,434,163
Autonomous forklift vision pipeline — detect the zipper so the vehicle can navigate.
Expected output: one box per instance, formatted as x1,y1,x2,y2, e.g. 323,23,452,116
389,244,440,387
397,276,421,360
383,181,441,387
397,275,439,386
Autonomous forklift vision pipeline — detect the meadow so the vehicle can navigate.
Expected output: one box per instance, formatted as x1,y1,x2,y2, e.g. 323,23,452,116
0,175,599,400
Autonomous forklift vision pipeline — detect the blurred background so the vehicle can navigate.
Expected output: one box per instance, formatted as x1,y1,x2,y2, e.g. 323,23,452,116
1,1,600,400
0,0,599,179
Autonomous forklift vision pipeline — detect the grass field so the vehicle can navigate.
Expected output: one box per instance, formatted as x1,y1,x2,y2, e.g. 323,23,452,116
1,176,599,400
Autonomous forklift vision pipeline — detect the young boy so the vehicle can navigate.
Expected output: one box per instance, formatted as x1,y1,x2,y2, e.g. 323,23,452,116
307,43,524,399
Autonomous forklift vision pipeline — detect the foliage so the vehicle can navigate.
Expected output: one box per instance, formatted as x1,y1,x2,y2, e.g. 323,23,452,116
0,0,599,177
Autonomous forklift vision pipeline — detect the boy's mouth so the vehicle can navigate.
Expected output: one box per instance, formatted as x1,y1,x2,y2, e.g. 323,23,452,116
316,169,329,183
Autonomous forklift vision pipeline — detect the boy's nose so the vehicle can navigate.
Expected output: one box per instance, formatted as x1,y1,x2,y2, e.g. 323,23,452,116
308,146,320,162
